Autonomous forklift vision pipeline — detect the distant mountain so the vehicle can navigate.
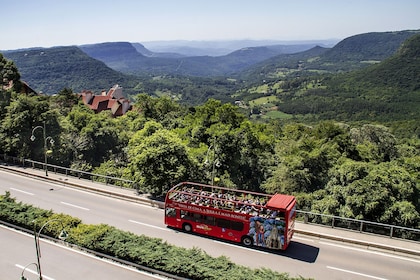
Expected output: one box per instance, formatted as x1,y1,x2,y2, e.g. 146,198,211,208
2,46,141,95
322,31,419,62
307,30,420,73
80,41,320,76
142,39,338,56
131,43,185,58
238,30,420,81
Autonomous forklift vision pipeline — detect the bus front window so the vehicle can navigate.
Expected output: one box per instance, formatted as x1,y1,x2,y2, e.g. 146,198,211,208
166,207,176,217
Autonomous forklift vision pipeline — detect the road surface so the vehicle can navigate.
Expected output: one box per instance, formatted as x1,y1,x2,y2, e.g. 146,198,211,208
1,169,419,279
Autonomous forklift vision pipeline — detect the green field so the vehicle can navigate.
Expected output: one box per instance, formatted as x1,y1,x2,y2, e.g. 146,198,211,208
248,95,279,106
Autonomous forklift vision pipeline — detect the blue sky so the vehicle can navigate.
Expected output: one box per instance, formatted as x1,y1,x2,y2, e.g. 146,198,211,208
2,0,419,50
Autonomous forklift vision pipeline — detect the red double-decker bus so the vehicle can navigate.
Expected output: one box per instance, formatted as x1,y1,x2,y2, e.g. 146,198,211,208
164,182,296,250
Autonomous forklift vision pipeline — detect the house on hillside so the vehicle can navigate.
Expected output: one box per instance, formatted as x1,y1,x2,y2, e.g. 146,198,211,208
3,80,38,95
79,84,132,117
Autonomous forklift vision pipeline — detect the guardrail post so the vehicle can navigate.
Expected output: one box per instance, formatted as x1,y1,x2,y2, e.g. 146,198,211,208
332,217,335,228
304,213,308,224
390,226,394,238
359,221,363,233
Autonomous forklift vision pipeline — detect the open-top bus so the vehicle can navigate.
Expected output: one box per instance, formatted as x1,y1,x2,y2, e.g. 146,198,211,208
164,182,296,250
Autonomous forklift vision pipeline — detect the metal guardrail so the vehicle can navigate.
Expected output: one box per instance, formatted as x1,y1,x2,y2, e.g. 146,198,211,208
0,154,137,191
296,210,420,242
1,154,419,242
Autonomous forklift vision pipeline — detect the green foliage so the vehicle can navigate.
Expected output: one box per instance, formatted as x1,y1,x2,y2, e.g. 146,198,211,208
0,53,20,90
128,127,195,197
313,160,420,226
0,94,60,159
262,122,347,194
350,124,398,162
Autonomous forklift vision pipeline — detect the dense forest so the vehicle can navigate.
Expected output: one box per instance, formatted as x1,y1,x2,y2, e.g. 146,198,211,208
1,32,419,230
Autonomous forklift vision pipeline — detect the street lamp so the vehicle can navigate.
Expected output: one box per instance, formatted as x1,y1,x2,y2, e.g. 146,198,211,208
204,139,221,185
20,263,38,280
33,219,68,280
30,121,54,176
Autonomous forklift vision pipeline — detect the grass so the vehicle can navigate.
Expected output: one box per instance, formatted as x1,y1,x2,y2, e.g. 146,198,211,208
249,95,279,106
263,110,293,119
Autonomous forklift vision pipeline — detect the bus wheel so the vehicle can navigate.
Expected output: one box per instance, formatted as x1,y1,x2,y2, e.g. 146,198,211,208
242,236,253,246
182,223,192,232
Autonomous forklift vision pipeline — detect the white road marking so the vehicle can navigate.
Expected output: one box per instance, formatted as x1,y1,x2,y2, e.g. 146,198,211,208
15,264,55,280
128,220,171,231
60,201,90,211
10,187,34,195
320,241,420,263
213,240,270,254
327,266,388,280
129,201,160,209
293,236,315,242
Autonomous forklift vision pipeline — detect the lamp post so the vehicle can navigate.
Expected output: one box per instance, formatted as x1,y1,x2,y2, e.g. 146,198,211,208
204,139,221,185
31,121,54,176
33,219,68,280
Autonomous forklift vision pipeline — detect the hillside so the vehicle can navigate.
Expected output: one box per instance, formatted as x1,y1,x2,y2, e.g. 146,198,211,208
274,34,420,122
2,45,243,104
237,46,330,82
239,30,420,81
2,46,142,95
345,33,420,90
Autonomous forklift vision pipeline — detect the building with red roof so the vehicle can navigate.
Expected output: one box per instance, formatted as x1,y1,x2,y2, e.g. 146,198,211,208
79,84,132,117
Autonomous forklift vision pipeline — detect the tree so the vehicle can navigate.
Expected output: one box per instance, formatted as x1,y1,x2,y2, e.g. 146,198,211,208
350,124,398,162
127,128,195,197
0,53,20,90
314,159,420,226
0,95,58,159
262,122,345,195
50,88,79,116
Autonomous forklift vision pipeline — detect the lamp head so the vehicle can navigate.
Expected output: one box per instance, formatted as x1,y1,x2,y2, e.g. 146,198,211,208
30,135,36,141
58,229,68,241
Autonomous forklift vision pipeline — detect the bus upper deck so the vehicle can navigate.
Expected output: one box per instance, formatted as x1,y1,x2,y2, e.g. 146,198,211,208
167,182,295,218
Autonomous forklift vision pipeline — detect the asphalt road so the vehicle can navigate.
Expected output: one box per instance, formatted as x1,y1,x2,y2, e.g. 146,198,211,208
0,225,170,280
1,170,420,279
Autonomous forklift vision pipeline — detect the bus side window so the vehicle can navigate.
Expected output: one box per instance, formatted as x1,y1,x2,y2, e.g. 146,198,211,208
193,213,202,222
181,210,189,219
231,221,244,231
204,216,216,226
216,218,230,229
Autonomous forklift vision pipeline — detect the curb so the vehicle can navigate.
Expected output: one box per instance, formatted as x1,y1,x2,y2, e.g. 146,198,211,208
294,229,420,257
